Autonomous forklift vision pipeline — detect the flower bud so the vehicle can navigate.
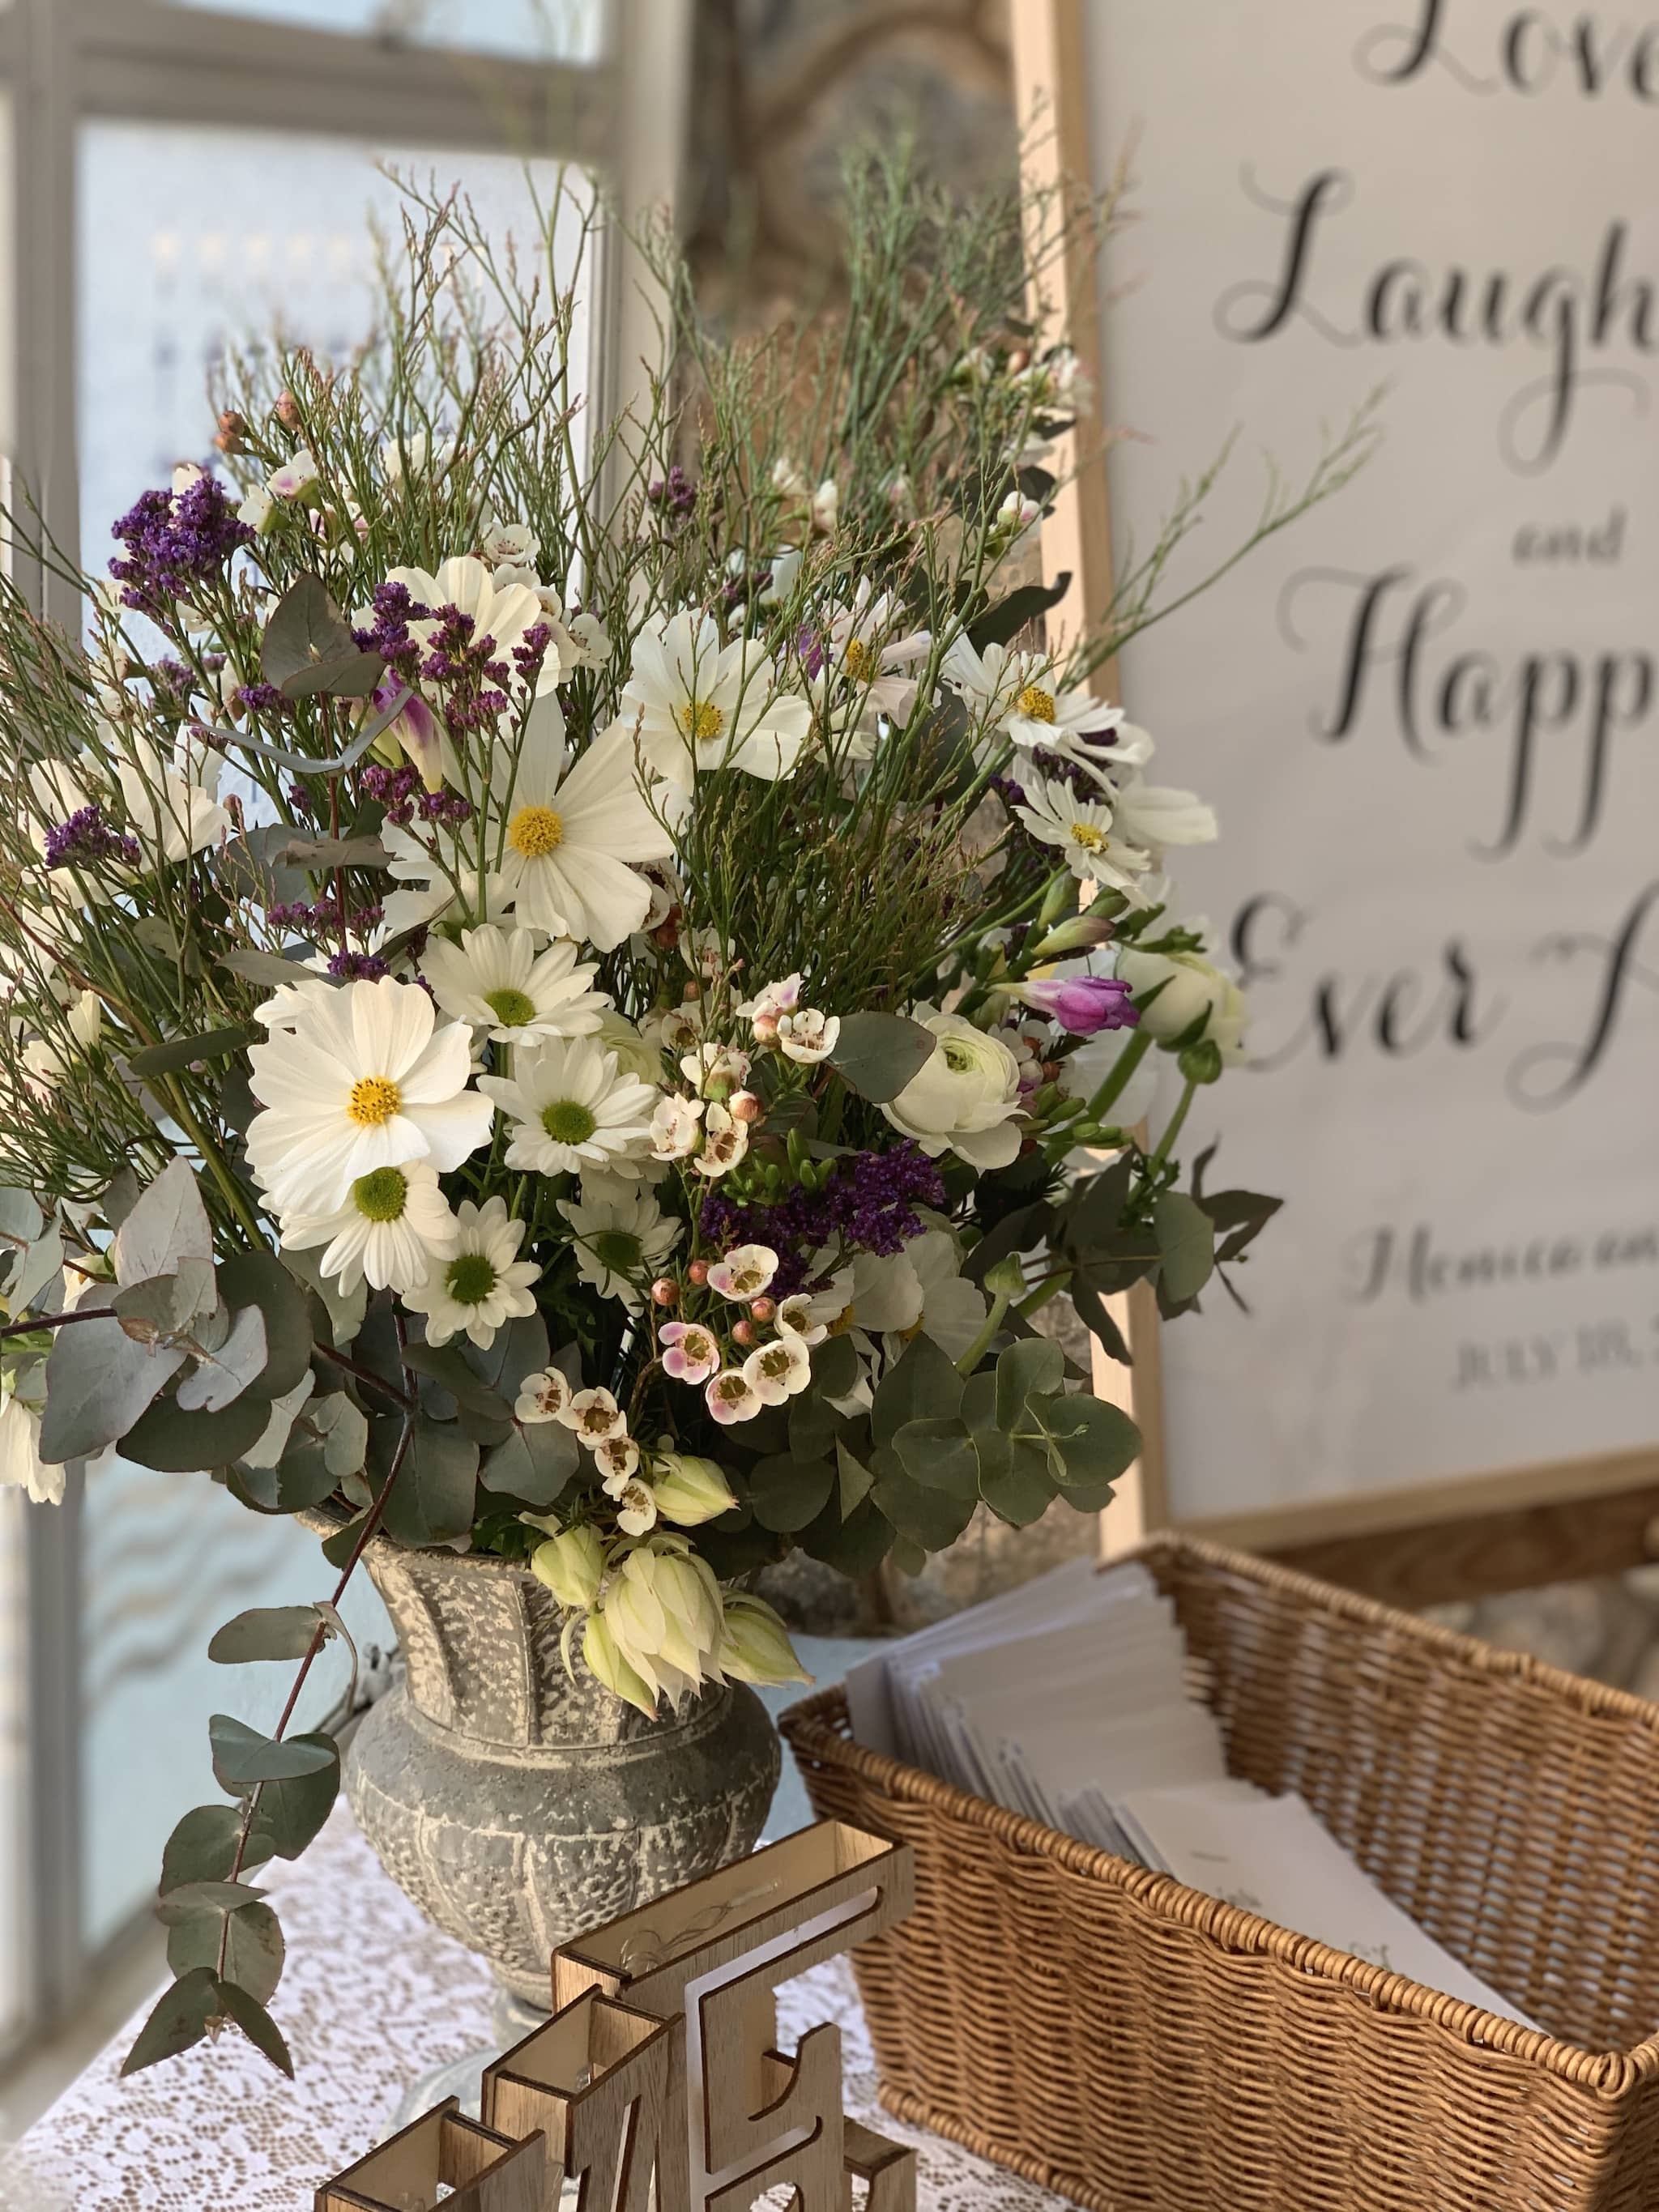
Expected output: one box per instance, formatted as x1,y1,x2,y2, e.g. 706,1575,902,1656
688,1259,709,1286
717,1594,812,1688
650,1276,680,1307
728,1089,763,1123
275,390,302,429
750,1296,776,1324
530,1524,605,1611
213,409,248,454
651,1452,736,1528
1178,1038,1225,1086
731,1318,757,1348
752,1009,780,1045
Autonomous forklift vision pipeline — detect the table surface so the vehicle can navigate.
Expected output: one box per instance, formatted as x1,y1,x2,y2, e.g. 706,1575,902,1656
4,1805,1076,2212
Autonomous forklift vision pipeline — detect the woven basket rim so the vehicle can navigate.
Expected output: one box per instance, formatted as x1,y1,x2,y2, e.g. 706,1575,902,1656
779,1530,1659,2095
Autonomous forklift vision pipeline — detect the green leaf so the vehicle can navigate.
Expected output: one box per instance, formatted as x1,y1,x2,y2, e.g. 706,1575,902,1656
1068,1276,1132,1366
979,1443,1056,1528
480,1420,578,1507
154,1878,267,1924
122,1389,270,1473
827,1011,938,1103
207,1605,323,1665
1153,1191,1216,1306
214,1980,293,2078
835,1438,875,1519
402,1340,512,1422
318,1512,366,1571
113,1158,215,1289
748,1453,835,1533
262,573,383,700
11,1230,64,1317
279,1245,364,1350
176,1303,269,1413
374,1414,478,1547
126,1025,255,1080
121,1967,218,2078
787,1387,841,1461
0,1188,43,1246
309,1392,368,1478
965,1199,1056,1284
872,1332,964,1448
461,1310,550,1395
994,1336,1065,1430
159,1804,272,1893
228,1438,338,1515
1040,1392,1141,1492
966,571,1071,652
217,1251,315,1399
893,1417,979,1494
249,1733,339,1860
275,834,390,869
220,947,330,991
804,1331,859,1401
112,1272,204,1336
1059,1157,1134,1253
799,1491,895,1576
871,1447,978,1551
165,1894,284,2007
208,1715,336,1790
40,1301,186,1463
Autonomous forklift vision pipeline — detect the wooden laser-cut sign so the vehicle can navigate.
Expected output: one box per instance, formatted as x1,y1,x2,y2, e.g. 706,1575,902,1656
314,1822,918,2212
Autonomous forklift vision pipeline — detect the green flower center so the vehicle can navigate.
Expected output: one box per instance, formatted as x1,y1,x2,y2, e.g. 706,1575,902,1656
445,1251,499,1305
484,986,538,1029
542,1099,597,1146
592,1230,642,1273
942,1040,977,1072
351,1166,409,1224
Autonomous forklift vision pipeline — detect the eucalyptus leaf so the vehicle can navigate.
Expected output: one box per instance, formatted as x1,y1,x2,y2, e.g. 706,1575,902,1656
122,1388,270,1473
994,1336,1065,1430
11,1230,63,1317
280,1244,365,1349
893,1417,979,1495
215,1980,293,2078
261,573,383,700
1152,1191,1216,1306
220,948,331,991
275,833,390,869
40,1301,186,1464
309,1392,369,1479
207,1605,323,1665
1039,1392,1141,1491
228,1438,337,1515
154,1878,267,1924
120,1967,219,2077
827,1011,938,1104
165,1894,284,2007
871,1331,964,1448
979,1444,1056,1528
216,1251,315,1397
748,1453,835,1533
0,1189,44,1246
402,1340,512,1421
835,1438,875,1519
966,570,1072,652
176,1303,269,1413
126,1025,255,1080
241,1375,317,1470
871,1456,978,1551
209,1715,336,1789
798,1490,895,1576
461,1310,550,1395
112,1158,214,1289
480,1419,578,1507
159,1803,274,1893
247,1732,340,1860
373,1414,478,1548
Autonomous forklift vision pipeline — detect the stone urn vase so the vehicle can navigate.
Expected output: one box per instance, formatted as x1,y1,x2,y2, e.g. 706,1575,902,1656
342,1533,780,2014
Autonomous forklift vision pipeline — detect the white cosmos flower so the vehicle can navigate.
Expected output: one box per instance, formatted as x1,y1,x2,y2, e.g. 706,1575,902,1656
558,1173,680,1313
480,1037,659,1177
824,582,932,737
378,825,508,942
1107,775,1218,850
115,732,232,864
492,572,613,671
277,1158,459,1297
382,555,548,681
945,638,1122,761
1014,774,1154,895
0,1393,63,1505
492,695,673,951
893,1229,987,1363
881,1009,1023,1170
245,974,492,1216
421,924,608,1044
620,609,811,793
403,1196,540,1349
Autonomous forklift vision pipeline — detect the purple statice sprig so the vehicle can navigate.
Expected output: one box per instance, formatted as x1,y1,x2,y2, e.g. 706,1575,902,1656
44,804,140,873
109,475,253,614
352,581,429,686
699,1140,947,1296
358,761,471,831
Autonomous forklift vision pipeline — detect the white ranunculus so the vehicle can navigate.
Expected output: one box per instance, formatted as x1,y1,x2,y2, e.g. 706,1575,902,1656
1116,944,1247,1062
881,1011,1023,1170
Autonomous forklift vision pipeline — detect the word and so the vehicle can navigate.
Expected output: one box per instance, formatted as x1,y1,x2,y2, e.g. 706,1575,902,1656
1513,505,1627,562
1218,172,1658,470
1358,2,1659,98
1281,564,1655,857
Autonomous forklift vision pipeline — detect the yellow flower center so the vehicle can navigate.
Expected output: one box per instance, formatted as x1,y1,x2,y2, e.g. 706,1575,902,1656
676,699,725,745
1070,821,1110,854
348,1076,402,1127
1016,684,1056,724
843,638,876,680
509,805,564,859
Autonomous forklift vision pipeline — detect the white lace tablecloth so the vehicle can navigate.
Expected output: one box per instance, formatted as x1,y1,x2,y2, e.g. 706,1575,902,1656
2,1808,1077,2212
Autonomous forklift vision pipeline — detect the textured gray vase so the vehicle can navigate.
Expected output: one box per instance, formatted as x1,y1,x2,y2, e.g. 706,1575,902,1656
343,1536,781,2010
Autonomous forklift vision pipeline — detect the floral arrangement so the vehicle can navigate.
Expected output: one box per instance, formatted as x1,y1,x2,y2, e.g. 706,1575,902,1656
0,159,1369,2075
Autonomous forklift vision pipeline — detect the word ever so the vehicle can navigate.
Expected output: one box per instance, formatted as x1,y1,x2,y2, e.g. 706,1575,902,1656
1281,564,1655,858
1217,171,1658,471
1358,1,1659,100
316,1820,917,2212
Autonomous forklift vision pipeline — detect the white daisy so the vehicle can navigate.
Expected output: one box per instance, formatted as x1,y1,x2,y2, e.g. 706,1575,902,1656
421,924,608,1045
491,696,674,952
277,1158,459,1297
403,1196,540,1349
824,582,932,738
479,1036,659,1177
245,974,492,1216
1014,774,1155,896
558,1174,680,1314
620,608,811,793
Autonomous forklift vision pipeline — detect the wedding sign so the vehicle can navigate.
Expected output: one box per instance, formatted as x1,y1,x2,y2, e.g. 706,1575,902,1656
1067,0,1659,1533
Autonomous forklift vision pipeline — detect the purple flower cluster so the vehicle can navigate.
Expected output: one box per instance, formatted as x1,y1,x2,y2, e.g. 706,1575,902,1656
699,1140,947,1295
327,950,390,981
354,581,429,686
647,465,697,517
234,683,294,718
267,893,384,940
360,762,472,831
44,805,140,872
109,475,252,612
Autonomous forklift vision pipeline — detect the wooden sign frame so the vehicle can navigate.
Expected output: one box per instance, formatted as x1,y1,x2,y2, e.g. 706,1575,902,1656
1011,0,1659,1608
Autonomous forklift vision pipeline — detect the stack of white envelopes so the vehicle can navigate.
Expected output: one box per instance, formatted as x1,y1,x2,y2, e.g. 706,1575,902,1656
844,1558,1531,2024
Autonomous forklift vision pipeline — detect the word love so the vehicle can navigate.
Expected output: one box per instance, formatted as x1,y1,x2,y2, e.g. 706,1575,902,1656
1217,171,1658,471
1358,1,1659,99
316,1821,918,2212
1281,564,1653,858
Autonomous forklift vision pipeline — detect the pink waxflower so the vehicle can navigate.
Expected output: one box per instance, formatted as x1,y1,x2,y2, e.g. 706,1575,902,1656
706,1366,763,1425
706,1244,779,1302
660,1321,721,1385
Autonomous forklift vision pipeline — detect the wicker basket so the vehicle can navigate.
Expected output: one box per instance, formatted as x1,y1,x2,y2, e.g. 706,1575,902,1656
779,1533,1659,2212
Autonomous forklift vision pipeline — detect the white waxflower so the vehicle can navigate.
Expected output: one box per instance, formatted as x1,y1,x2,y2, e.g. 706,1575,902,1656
612,1477,658,1537
619,609,811,793
596,1434,643,1490
706,1366,764,1425
650,1094,705,1161
403,1196,540,1349
1117,940,1248,1063
679,1040,751,1094
776,1008,839,1064
480,1036,658,1178
115,731,232,865
0,1393,63,1505
516,1366,574,1424
267,449,318,499
566,1387,627,1444
421,924,608,1045
492,696,673,951
277,1158,459,1297
692,1104,748,1177
558,1174,680,1313
237,484,275,533
824,582,932,738
1013,774,1154,895
881,1009,1023,1170
706,1245,778,1301
381,430,455,481
245,975,492,1217
742,1336,812,1404
480,518,540,568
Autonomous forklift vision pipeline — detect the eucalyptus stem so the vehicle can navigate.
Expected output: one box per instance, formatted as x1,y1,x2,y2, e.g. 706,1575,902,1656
1083,1028,1154,1124
1147,1076,1200,1175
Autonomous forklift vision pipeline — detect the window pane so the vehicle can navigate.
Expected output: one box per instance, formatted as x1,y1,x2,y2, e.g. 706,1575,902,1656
78,121,591,578
161,0,603,62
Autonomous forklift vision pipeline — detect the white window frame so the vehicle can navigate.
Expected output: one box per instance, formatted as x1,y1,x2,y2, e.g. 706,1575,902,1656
0,0,691,2061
